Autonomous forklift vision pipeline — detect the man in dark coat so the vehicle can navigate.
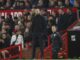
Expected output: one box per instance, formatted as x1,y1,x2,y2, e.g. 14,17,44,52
57,9,67,31
30,9,47,59
51,25,63,59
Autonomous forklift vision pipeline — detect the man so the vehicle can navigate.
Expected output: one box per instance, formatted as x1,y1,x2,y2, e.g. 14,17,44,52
57,9,67,31
30,9,47,59
51,25,63,59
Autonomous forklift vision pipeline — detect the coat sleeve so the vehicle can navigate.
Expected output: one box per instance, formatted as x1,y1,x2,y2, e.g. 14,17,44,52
56,33,63,48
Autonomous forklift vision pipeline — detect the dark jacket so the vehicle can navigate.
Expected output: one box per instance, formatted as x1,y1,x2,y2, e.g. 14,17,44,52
31,14,47,34
0,37,10,49
57,13,67,31
51,32,63,49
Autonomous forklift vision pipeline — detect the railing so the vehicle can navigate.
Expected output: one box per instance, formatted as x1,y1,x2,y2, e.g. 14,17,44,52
0,44,22,60
38,19,79,59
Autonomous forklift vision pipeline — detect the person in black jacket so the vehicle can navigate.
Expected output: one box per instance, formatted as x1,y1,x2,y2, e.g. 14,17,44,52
51,25,63,59
0,33,11,58
30,9,47,59
57,9,67,31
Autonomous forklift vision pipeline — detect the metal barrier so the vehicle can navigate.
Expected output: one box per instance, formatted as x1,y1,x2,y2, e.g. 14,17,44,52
0,44,22,60
38,20,79,59
38,32,68,59
49,32,68,59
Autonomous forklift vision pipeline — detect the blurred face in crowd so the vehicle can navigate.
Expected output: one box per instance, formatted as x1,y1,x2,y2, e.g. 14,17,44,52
15,25,20,31
51,25,57,33
1,29,6,34
14,18,18,24
51,11,56,16
26,22,31,28
2,25,6,29
27,15,31,20
58,9,64,15
0,16,5,23
58,0,63,6
17,30,21,35
16,1,20,6
2,21,6,25
25,1,30,7
40,9,46,15
2,22,9,29
2,33,7,39
31,8,35,15
37,0,43,7
6,0,10,7
66,9,72,14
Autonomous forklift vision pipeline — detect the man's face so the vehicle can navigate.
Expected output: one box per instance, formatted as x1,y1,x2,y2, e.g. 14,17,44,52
58,9,63,15
51,26,57,33
15,25,20,31
2,34,7,39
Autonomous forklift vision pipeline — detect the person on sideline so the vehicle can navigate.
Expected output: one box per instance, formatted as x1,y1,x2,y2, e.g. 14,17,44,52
30,9,47,59
51,25,63,59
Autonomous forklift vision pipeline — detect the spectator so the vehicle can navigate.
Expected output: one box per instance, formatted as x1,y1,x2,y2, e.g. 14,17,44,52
24,20,32,47
43,0,49,8
0,33,10,58
13,17,18,25
4,0,13,9
37,0,44,8
13,25,20,34
57,9,67,31
51,11,57,25
48,15,56,27
66,8,73,27
10,29,24,49
58,0,64,8
29,0,38,8
6,15,15,36
24,0,32,10
0,0,5,9
66,8,77,26
0,33,10,49
13,1,21,9
49,0,58,8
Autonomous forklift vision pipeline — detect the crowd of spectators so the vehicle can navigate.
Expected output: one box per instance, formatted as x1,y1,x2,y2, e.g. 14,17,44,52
0,8,77,49
0,7,77,58
0,0,80,10
0,0,79,59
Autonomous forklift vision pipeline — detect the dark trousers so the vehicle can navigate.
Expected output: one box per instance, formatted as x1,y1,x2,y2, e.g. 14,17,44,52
32,33,45,59
52,47,60,59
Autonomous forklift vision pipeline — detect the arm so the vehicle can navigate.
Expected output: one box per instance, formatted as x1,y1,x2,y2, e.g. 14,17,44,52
10,35,16,45
57,33,63,48
15,35,24,48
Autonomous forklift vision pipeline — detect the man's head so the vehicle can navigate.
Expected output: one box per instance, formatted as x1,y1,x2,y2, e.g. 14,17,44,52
66,8,72,14
2,33,7,39
34,8,41,15
14,25,20,31
58,9,64,15
1,16,5,22
51,25,57,33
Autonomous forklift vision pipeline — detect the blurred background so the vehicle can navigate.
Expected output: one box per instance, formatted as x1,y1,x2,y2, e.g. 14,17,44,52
0,0,80,59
